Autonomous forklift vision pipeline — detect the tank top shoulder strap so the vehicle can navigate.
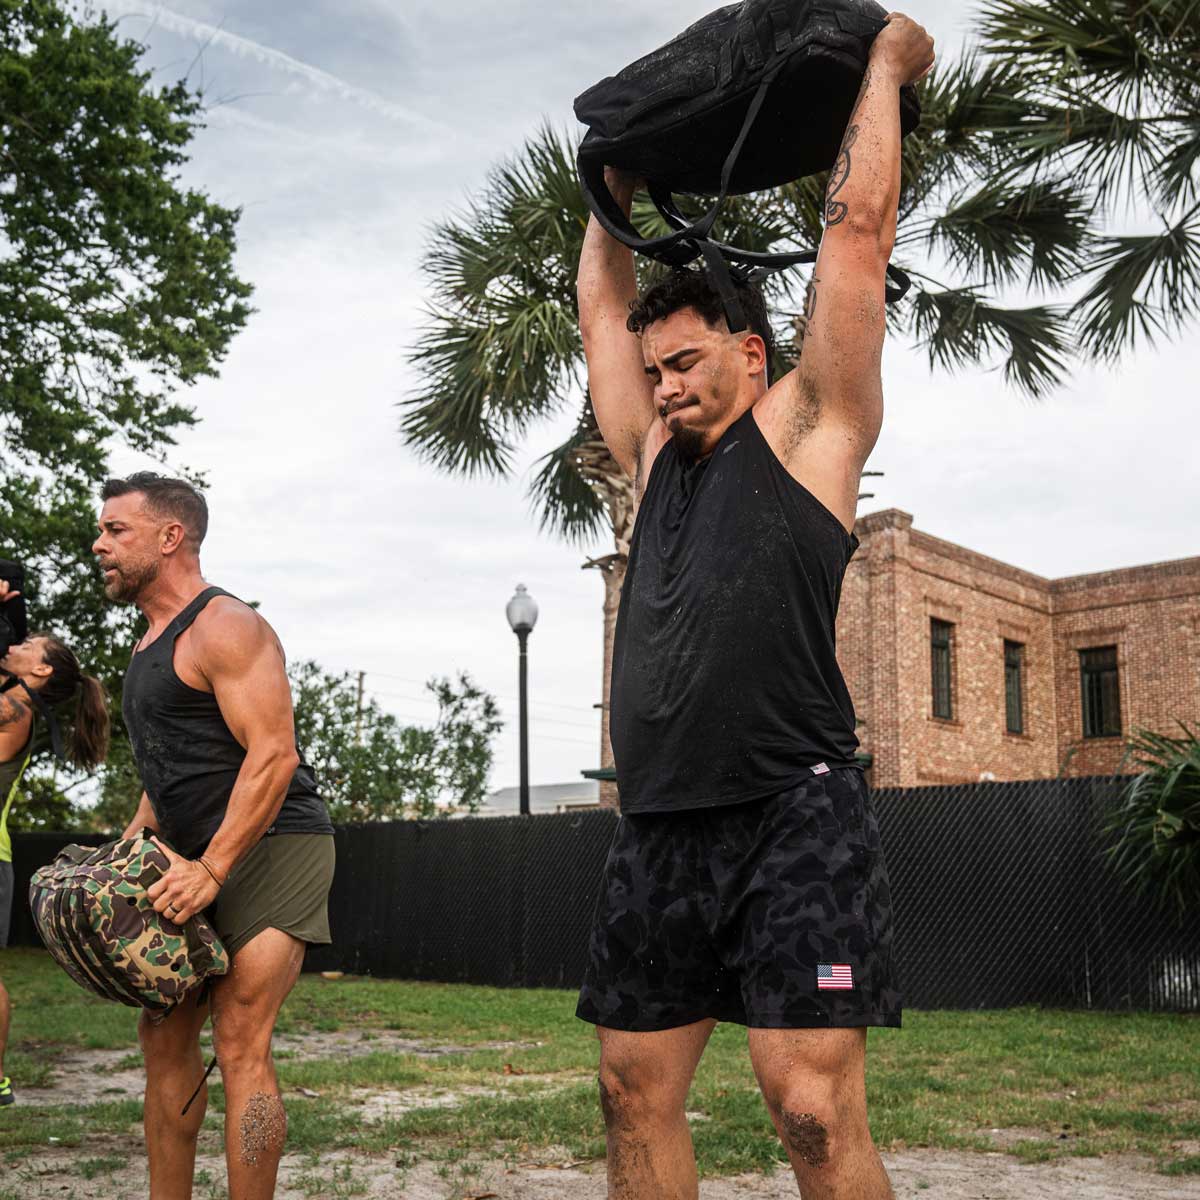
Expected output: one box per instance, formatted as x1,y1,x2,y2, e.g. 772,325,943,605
165,586,240,642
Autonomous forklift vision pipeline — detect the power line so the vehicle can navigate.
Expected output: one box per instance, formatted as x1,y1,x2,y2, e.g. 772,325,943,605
358,707,595,748
367,687,598,732
320,663,600,715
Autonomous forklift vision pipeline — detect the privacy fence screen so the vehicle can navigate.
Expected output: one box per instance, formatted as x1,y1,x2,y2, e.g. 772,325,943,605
9,775,1198,1011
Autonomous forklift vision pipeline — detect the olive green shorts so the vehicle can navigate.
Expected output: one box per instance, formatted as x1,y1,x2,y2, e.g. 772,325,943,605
207,833,335,958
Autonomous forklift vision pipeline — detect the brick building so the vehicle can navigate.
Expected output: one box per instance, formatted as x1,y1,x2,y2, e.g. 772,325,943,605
840,510,1200,788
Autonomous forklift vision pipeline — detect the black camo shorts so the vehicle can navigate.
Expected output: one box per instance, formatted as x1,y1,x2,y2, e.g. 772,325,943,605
576,767,902,1031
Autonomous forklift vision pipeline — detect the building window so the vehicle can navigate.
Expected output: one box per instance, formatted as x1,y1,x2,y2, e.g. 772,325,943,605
931,619,954,720
1080,646,1121,738
1004,641,1025,735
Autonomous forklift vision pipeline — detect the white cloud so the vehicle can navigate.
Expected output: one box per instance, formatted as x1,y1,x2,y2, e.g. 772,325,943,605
98,1,445,130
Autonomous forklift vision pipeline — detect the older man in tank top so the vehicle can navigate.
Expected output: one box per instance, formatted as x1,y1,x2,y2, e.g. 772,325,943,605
93,472,335,1200
574,14,935,1200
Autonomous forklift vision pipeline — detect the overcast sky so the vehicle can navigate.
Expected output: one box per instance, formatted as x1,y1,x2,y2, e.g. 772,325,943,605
92,1,1199,796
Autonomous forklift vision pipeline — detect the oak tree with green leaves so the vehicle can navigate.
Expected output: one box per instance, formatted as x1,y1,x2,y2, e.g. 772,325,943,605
289,662,503,823
402,0,1200,788
0,0,253,822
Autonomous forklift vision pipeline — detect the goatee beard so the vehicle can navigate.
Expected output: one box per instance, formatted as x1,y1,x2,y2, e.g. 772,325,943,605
672,425,709,462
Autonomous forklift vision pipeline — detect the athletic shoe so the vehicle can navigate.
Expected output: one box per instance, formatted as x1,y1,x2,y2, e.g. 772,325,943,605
0,1077,13,1107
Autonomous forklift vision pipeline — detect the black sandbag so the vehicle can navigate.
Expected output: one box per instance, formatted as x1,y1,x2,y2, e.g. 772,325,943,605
576,0,920,197
573,0,921,320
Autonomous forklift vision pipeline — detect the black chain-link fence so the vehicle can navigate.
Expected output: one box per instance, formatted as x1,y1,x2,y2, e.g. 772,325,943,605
8,776,1198,1010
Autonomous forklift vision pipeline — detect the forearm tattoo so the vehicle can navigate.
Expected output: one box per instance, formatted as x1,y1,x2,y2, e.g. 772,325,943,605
824,68,873,228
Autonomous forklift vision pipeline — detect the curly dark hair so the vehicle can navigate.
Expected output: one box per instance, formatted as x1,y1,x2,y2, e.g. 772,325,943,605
626,268,775,366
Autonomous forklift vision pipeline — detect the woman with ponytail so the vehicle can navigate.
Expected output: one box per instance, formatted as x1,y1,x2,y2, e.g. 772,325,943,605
0,624,111,1108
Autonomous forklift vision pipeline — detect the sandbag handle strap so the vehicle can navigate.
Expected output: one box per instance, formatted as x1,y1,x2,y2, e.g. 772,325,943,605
579,58,784,266
701,241,750,332
576,157,694,266
687,241,912,305
54,842,100,867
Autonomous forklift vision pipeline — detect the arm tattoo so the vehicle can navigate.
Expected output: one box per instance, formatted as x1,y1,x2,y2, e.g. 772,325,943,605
0,692,29,728
824,126,858,227
824,67,873,228
794,277,820,350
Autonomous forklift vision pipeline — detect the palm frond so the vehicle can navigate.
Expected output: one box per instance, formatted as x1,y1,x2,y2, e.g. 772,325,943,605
1153,114,1200,210
401,126,588,477
401,310,518,477
980,0,1165,111
911,55,1027,193
1075,206,1200,358
1106,723,1200,922
913,286,1071,396
919,176,1091,288
402,295,581,475
527,408,609,543
993,93,1165,206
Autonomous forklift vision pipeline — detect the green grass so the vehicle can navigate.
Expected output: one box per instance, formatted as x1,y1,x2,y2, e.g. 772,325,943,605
75,1155,127,1180
2,946,1198,1178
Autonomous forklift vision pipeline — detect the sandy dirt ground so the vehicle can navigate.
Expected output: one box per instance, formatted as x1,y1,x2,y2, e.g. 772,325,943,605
8,1145,1199,1199
7,1033,1197,1199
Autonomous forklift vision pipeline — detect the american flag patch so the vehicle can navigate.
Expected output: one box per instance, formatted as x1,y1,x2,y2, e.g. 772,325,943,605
817,963,854,990
811,762,831,776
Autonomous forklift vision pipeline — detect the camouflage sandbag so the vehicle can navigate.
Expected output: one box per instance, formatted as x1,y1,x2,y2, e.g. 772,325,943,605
29,831,229,1019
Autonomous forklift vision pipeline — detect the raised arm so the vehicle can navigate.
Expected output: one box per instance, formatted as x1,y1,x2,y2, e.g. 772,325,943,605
758,13,934,531
577,170,657,481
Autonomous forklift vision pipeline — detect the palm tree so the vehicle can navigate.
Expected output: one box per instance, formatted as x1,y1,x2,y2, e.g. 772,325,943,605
401,1,1200,801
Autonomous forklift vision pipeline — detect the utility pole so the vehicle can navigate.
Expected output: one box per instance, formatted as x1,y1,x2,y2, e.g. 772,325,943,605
354,670,365,746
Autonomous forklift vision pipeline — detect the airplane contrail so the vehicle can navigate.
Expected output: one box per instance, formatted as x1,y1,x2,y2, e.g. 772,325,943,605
97,1,445,132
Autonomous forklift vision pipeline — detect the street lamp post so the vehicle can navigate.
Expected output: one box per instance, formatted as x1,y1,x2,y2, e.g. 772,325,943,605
505,584,538,816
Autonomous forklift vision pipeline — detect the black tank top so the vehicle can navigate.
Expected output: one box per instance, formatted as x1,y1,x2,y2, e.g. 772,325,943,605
610,408,860,813
122,587,333,858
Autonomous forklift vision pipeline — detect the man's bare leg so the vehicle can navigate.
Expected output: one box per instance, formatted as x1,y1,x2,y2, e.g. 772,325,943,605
749,1027,892,1200
0,976,10,1077
597,1020,715,1200
211,927,305,1200
141,992,212,1199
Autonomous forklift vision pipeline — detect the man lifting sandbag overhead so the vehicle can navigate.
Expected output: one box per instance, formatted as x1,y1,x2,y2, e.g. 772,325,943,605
574,6,934,1198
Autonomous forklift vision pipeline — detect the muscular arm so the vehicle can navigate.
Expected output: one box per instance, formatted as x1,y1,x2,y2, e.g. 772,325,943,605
577,171,657,481
759,15,934,531
189,603,300,881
